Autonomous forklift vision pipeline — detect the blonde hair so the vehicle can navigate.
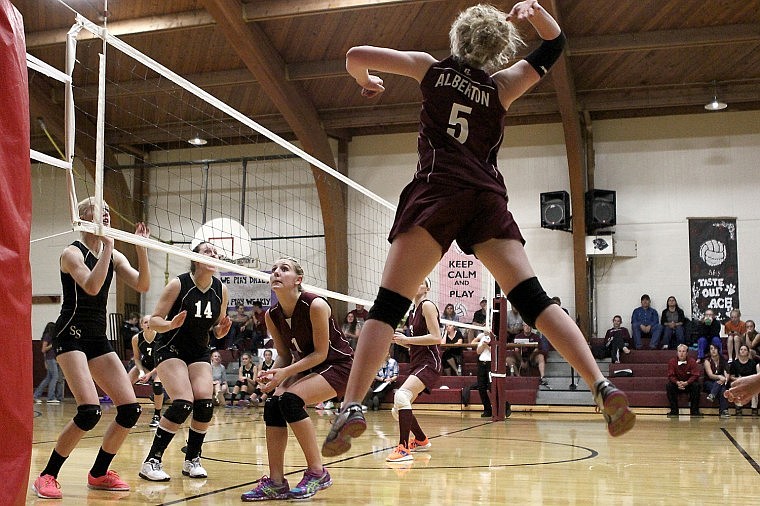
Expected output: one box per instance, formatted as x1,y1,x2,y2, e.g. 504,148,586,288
449,4,524,72
77,197,109,219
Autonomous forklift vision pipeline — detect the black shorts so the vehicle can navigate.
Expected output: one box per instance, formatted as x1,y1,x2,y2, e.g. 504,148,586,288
53,337,114,361
154,344,211,367
389,180,524,255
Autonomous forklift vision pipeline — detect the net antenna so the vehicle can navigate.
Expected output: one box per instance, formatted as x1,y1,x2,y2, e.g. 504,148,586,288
33,10,491,328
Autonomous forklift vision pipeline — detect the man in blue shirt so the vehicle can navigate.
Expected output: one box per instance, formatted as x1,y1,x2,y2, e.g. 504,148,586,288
631,294,664,350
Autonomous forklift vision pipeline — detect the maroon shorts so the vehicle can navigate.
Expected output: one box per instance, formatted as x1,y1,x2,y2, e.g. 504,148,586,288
311,358,352,397
389,179,525,255
410,363,441,394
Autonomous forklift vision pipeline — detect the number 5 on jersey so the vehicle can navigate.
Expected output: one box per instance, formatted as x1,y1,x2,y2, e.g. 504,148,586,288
447,103,472,144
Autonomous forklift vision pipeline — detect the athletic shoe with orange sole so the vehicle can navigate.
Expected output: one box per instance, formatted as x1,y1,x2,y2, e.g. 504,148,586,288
408,437,431,452
87,470,130,491
593,379,636,437
386,444,413,463
32,474,62,499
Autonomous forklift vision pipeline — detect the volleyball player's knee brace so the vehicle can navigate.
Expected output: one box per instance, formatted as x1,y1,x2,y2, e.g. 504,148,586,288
279,392,308,424
152,381,164,397
394,388,413,413
367,287,412,329
263,395,287,428
506,277,555,328
163,399,194,425
192,399,214,423
73,404,102,431
114,402,142,429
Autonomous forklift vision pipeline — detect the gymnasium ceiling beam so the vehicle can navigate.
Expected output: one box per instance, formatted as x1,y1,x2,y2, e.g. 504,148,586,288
241,0,438,21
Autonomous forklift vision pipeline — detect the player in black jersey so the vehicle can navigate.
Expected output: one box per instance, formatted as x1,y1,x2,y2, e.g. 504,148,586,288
139,242,231,482
128,316,164,427
32,198,150,500
324,2,634,458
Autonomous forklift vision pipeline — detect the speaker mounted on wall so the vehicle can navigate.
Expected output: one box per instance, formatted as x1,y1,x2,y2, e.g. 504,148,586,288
585,189,616,233
540,191,571,231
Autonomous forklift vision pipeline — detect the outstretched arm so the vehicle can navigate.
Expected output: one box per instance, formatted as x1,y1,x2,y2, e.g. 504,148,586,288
346,46,436,98
494,1,564,108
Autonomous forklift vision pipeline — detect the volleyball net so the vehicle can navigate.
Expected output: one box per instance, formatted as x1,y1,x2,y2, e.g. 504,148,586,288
29,11,492,330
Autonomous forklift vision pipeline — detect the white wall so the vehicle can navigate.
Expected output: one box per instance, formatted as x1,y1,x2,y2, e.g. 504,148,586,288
29,110,760,341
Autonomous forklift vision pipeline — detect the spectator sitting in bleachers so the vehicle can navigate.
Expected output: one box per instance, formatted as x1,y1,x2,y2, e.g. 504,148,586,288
364,349,398,411
727,344,759,416
466,297,488,342
227,352,257,407
342,312,362,350
227,304,251,351
506,305,523,341
631,294,663,350
604,315,631,363
666,344,702,418
724,309,746,363
441,324,464,376
745,320,759,359
696,309,722,362
514,323,549,387
660,296,687,349
703,343,729,418
210,350,229,406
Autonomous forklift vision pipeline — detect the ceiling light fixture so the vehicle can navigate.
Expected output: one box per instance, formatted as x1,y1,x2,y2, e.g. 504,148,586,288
704,80,727,111
187,135,208,146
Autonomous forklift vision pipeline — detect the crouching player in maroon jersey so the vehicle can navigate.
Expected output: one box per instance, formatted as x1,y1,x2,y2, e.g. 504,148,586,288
323,1,634,458
241,257,353,501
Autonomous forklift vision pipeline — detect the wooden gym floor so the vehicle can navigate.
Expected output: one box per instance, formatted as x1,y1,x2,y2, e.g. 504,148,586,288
27,400,760,504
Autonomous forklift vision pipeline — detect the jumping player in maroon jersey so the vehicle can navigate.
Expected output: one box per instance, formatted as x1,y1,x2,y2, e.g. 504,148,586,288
241,258,353,501
323,1,634,458
386,278,441,463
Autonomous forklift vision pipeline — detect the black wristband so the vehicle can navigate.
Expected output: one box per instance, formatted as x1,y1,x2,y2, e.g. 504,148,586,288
524,31,566,77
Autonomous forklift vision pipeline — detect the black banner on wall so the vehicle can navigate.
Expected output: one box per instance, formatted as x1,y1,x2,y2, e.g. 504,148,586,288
689,218,738,321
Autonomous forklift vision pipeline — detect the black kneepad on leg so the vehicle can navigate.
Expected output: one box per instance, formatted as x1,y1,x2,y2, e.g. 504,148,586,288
279,392,308,424
115,402,142,428
367,287,412,329
164,399,194,425
263,395,287,427
152,381,164,397
73,404,102,431
193,399,214,423
507,277,554,328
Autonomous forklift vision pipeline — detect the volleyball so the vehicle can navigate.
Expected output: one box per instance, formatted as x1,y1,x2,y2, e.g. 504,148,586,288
699,239,726,267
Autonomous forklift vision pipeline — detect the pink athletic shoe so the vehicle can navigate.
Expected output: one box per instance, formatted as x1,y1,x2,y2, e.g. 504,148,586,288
87,470,130,491
32,474,62,499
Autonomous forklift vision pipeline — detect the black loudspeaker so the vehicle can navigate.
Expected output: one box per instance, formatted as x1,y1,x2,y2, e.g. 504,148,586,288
585,189,616,232
540,191,571,231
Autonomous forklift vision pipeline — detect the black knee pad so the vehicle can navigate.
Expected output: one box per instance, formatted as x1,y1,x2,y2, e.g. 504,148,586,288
263,395,287,428
367,287,412,329
506,277,554,328
152,381,164,397
192,399,214,423
164,399,194,425
115,402,142,428
279,392,308,424
73,404,102,431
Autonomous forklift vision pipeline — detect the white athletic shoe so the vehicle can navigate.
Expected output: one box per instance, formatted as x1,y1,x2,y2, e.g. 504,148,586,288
139,458,171,482
182,457,208,478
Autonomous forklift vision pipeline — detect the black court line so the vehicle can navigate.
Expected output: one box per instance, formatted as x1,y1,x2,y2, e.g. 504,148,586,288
721,427,760,474
158,419,598,505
